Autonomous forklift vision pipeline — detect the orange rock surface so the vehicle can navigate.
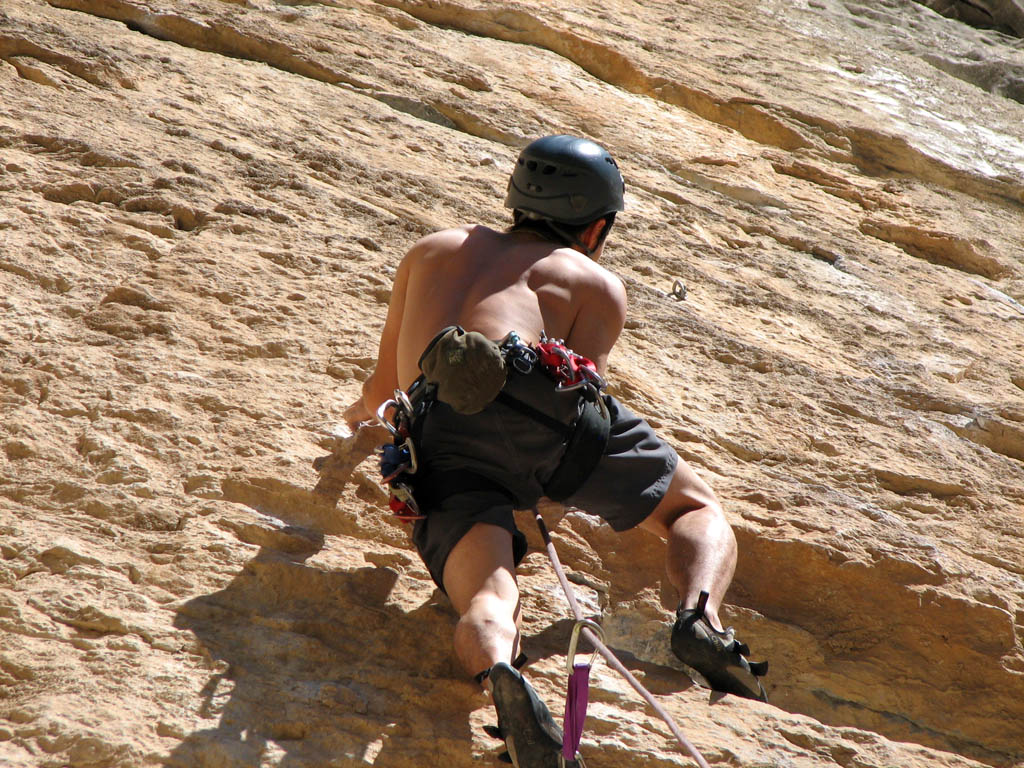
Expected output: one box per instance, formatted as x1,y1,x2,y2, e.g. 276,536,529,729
1,1,1022,766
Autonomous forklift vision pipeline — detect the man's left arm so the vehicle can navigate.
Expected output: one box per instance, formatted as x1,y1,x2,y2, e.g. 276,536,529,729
343,251,412,429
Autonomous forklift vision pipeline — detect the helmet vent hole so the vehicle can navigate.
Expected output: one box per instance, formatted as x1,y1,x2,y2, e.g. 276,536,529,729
542,164,557,175
526,160,538,171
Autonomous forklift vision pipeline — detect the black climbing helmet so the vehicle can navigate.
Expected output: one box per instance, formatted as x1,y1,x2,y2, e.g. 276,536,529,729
505,135,625,226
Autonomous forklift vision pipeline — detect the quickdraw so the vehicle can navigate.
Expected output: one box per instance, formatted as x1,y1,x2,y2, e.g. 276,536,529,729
533,508,711,768
375,390,425,523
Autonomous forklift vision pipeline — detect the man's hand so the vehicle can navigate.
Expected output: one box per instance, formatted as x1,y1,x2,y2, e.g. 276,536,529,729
343,397,372,432
314,413,390,500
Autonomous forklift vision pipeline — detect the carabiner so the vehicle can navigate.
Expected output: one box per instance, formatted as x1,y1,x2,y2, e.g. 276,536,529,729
580,365,606,390
404,433,418,474
375,399,400,436
670,278,687,301
394,388,414,419
566,619,605,674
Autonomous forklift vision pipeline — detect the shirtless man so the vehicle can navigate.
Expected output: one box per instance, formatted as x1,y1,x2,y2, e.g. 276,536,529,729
343,135,766,767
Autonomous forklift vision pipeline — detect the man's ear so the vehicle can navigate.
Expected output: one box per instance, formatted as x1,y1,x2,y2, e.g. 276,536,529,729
581,217,607,252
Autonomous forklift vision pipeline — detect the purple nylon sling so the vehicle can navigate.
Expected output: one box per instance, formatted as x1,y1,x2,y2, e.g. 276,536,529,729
563,662,591,761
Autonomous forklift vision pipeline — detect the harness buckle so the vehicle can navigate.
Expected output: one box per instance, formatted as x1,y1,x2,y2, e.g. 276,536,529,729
511,346,538,374
501,331,539,375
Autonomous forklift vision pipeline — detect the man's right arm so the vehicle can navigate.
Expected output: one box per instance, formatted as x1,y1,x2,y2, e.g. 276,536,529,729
566,268,628,375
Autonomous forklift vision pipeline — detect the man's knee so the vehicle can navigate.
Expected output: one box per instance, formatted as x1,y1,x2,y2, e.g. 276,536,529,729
641,457,723,537
461,590,519,627
453,592,520,651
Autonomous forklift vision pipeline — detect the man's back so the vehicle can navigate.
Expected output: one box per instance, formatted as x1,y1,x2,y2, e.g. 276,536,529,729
392,224,627,389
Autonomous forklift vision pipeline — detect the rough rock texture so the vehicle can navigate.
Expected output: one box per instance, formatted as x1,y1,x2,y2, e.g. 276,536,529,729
1,1,1023,767
916,0,1024,37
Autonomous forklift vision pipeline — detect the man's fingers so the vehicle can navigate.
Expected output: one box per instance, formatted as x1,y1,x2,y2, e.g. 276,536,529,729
342,399,371,430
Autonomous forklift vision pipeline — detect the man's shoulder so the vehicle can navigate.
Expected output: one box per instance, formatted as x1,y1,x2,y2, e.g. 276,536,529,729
409,224,495,257
415,224,472,248
560,250,624,292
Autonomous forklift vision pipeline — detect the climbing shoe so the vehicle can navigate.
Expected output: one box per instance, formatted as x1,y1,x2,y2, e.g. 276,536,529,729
486,662,582,767
671,591,769,702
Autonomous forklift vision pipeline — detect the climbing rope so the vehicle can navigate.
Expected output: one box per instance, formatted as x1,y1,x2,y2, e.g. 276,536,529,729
533,508,711,768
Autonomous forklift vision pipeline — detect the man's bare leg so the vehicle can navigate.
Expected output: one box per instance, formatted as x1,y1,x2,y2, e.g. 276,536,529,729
445,524,571,759
640,457,737,632
442,522,522,679
643,455,768,700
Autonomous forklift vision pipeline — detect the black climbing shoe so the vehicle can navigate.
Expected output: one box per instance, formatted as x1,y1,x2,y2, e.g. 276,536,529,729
487,662,582,767
671,591,769,702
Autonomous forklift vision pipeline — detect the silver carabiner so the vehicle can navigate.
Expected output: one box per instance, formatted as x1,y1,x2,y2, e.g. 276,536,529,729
404,433,418,474
580,365,606,390
394,388,414,419
550,346,582,391
566,618,605,674
555,352,606,393
670,278,687,301
375,399,400,436
551,345,575,370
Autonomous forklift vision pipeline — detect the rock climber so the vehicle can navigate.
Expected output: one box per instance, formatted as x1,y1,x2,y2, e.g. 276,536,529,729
342,134,767,767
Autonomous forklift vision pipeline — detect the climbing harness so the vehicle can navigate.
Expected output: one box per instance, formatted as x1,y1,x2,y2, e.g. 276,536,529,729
534,508,712,768
500,333,611,503
375,331,612,520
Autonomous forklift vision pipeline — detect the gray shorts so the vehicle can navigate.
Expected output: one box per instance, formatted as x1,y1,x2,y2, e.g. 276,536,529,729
410,368,678,590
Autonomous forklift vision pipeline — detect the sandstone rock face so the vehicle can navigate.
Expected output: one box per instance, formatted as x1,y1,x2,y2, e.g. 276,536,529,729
1,1,1023,767
916,0,1024,37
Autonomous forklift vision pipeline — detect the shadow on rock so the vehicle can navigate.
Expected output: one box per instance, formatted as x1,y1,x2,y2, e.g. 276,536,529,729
167,543,482,767
524,617,695,698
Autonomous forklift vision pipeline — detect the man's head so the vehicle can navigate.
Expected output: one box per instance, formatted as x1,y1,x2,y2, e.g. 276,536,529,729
505,135,625,256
